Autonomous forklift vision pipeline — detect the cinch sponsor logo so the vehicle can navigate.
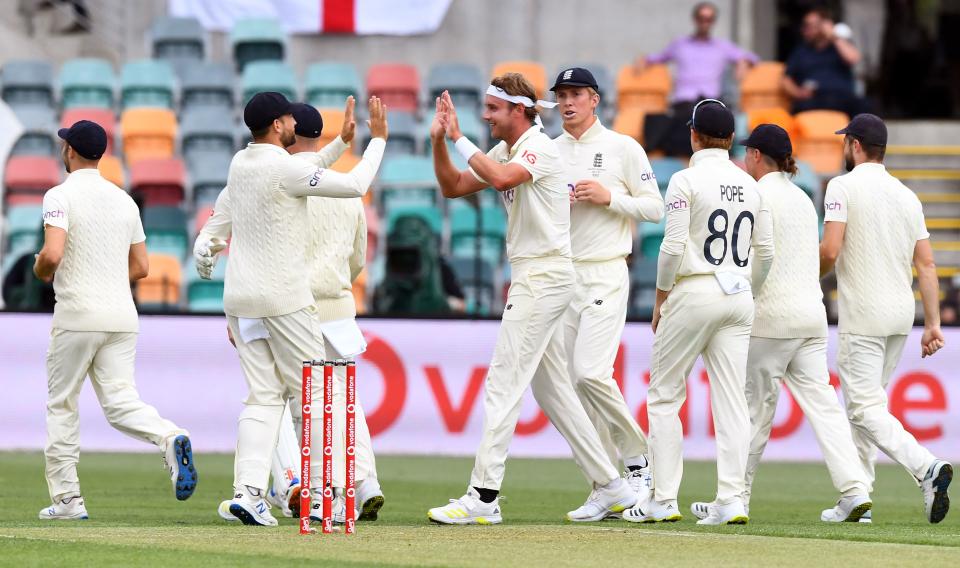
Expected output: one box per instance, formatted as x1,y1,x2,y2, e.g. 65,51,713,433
640,171,656,182
308,169,326,187
43,210,64,220
666,198,687,212
825,201,842,211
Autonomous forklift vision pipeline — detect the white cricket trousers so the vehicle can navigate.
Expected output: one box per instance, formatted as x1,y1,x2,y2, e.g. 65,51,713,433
647,275,753,505
227,305,328,492
837,333,936,487
45,329,186,501
744,336,870,503
271,340,377,495
564,258,647,467
470,257,619,491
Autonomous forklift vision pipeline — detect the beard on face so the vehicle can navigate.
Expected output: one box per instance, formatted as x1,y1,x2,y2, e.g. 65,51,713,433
61,145,71,173
281,126,296,147
844,147,855,172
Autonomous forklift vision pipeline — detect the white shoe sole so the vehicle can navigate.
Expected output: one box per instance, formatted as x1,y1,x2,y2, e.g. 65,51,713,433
427,511,502,525
821,501,872,523
696,515,748,525
218,501,238,521
229,502,278,526
39,512,88,520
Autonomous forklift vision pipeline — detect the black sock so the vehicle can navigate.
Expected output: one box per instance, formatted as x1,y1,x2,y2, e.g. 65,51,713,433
473,486,499,503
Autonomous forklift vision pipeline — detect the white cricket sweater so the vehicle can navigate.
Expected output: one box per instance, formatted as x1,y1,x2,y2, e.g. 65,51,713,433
222,138,384,318
823,162,928,336
554,119,663,262
41,169,144,332
751,172,828,339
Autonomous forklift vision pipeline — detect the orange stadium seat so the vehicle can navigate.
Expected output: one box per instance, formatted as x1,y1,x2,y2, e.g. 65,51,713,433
61,108,117,155
612,107,645,143
318,108,345,147
130,158,185,206
740,62,789,113
366,63,420,112
4,156,60,205
136,253,182,308
746,107,797,140
616,64,670,114
329,151,373,205
793,110,849,175
491,61,547,100
120,108,177,165
97,155,126,188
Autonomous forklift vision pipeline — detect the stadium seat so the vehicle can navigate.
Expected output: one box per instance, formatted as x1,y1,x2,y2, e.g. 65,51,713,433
491,61,547,100
385,204,443,237
739,62,789,113
427,63,484,110
120,108,177,165
629,256,658,319
305,62,361,109
352,268,367,314
193,205,214,237
378,155,437,209
616,64,670,114
97,155,126,188
638,217,666,258
241,61,298,104
651,157,686,193
179,61,235,112
793,110,849,175
612,107,644,143
130,158,186,207
121,60,176,110
793,159,821,201
1,60,54,108
367,64,420,113
189,150,231,205
450,205,507,267
136,253,182,310
180,108,236,161
746,107,797,140
59,58,116,109
731,112,749,160
61,108,116,154
4,205,43,253
143,206,188,258
11,106,57,157
151,16,205,75
186,257,226,312
362,110,418,156
448,256,496,315
231,17,285,71
4,156,60,206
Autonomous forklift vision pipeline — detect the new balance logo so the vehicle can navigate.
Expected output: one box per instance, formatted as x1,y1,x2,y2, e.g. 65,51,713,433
256,502,266,514
593,299,603,306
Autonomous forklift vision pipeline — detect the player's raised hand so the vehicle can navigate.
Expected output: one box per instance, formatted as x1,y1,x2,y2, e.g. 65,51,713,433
573,180,612,206
367,96,389,141
921,326,945,358
430,96,448,141
441,91,463,141
340,95,357,144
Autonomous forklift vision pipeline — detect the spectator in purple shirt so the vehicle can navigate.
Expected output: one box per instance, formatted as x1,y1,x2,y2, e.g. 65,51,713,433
635,2,759,105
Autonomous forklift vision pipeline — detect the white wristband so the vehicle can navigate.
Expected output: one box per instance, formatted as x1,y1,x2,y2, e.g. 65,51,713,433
454,136,481,162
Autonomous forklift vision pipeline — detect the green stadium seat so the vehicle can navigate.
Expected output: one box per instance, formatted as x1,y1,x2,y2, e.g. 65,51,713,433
11,106,57,157
180,61,235,112
629,256,658,319
143,206,188,259
242,61,297,105
377,155,436,209
426,63,483,110
5,205,42,254
181,108,236,159
450,205,506,266
186,257,226,313
363,110,417,156
121,60,176,110
305,62,361,109
448,256,496,315
423,110,485,154
385,204,443,237
188,150,231,205
651,157,686,194
793,160,820,201
1,60,54,108
231,18,285,71
151,16,205,76
60,58,115,109
731,112,749,159
638,217,665,259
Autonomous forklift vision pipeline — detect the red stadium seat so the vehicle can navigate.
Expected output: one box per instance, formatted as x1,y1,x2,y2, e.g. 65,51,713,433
366,64,420,112
129,158,186,206
193,205,214,236
4,156,60,206
61,108,117,155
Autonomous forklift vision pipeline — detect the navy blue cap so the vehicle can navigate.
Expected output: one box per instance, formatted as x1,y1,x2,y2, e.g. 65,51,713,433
835,113,887,146
688,98,734,138
244,91,294,131
57,120,107,160
740,123,793,160
550,67,599,92
291,103,323,138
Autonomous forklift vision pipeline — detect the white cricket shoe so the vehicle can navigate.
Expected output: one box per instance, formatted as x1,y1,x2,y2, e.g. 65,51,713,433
163,434,197,501
218,500,237,521
859,510,872,524
39,495,88,520
690,501,710,520
357,477,385,521
227,486,278,526
427,487,502,525
623,499,683,523
921,460,953,524
332,489,360,524
625,467,653,508
566,479,637,522
821,494,872,522
696,500,749,525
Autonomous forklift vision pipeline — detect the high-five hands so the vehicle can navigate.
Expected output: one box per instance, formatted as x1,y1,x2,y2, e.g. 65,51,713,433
430,95,448,141
367,96,389,140
339,96,356,144
440,91,463,141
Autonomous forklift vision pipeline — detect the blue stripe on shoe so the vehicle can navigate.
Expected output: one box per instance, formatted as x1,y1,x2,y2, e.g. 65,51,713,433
173,435,198,501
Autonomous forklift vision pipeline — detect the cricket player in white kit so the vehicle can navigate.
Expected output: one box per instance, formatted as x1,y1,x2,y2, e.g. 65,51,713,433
550,68,662,503
197,92,388,526
199,100,384,524
820,113,952,524
689,124,872,523
36,120,197,520
625,100,774,525
426,74,634,524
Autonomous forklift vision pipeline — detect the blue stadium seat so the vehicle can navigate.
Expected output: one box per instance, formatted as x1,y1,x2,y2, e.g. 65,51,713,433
650,157,686,194
450,205,507,266
231,18,285,72
363,110,417,156
121,60,176,110
448,256,496,315
426,63,484,111
241,61,297,104
5,205,43,253
377,155,436,209
143,206,189,259
385,204,443,237
423,110,485,154
1,60,54,109
638,217,665,259
186,257,226,312
181,108,236,162
151,16,205,76
59,58,115,109
305,62,361,109
187,150,232,205
629,256,658,319
179,61,235,112
10,106,57,157
793,160,821,201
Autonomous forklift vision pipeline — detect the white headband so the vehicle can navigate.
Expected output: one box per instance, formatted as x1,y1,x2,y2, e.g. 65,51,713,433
486,85,557,128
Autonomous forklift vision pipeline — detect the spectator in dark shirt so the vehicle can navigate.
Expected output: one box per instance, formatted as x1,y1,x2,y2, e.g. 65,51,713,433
783,7,864,116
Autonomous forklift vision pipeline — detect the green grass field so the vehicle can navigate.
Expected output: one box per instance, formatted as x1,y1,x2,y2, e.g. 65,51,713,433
1,452,957,567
